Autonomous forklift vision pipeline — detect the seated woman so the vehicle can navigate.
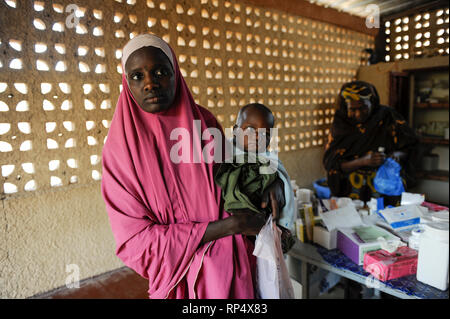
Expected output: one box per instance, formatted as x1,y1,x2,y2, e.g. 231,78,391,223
323,81,418,206
101,34,285,299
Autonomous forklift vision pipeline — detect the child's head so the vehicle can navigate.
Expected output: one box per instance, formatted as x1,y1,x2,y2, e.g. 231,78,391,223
234,103,274,153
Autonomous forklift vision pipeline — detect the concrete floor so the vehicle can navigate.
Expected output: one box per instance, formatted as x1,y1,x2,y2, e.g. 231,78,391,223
32,267,347,299
32,267,149,299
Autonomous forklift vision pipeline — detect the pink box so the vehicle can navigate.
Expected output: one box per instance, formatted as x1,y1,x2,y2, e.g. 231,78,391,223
363,246,418,282
421,201,449,212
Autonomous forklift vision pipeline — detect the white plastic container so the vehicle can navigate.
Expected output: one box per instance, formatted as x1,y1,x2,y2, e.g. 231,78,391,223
298,188,311,203
432,211,449,223
408,226,425,251
416,222,449,290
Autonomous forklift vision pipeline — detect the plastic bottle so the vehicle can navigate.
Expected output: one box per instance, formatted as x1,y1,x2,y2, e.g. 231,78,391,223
408,226,425,251
416,222,449,290
297,189,313,243
295,218,305,242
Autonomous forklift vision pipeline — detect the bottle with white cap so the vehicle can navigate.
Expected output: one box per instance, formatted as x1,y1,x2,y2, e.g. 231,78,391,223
416,222,449,290
408,225,425,251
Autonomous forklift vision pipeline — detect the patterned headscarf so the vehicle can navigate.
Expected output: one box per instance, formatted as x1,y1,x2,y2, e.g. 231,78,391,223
341,82,374,102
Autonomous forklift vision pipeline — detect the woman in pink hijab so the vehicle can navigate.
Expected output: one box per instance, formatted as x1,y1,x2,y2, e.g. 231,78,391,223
101,34,285,299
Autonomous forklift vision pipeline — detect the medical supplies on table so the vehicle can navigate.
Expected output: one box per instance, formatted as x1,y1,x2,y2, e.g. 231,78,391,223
309,190,449,289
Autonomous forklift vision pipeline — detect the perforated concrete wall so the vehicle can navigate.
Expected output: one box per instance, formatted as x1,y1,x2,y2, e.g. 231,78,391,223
0,0,374,298
384,6,449,62
0,0,374,196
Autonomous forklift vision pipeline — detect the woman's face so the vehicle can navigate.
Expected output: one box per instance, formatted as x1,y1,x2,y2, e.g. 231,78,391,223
346,99,372,123
125,46,176,113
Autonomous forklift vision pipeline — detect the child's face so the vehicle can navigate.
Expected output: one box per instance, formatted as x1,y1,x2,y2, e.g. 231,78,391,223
234,108,273,153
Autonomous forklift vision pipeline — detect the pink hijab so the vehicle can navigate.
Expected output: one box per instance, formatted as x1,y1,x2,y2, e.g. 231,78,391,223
101,34,256,299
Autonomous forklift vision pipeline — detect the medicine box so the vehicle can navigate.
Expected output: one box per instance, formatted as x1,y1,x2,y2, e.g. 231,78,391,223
337,226,399,265
363,246,418,282
378,205,421,232
313,224,337,250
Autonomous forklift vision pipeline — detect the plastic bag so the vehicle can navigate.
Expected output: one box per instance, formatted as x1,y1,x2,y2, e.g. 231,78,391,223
253,216,295,299
373,158,405,196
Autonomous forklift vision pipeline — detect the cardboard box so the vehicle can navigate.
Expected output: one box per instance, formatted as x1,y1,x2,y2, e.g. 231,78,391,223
337,226,399,265
313,224,337,250
363,246,418,282
317,205,363,250
378,205,421,232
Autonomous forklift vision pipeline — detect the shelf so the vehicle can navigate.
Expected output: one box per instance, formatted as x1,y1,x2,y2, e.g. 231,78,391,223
416,170,449,182
420,137,449,146
415,103,449,109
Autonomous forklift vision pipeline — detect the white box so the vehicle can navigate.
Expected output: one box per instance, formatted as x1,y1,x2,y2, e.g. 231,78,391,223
378,205,421,232
313,225,337,250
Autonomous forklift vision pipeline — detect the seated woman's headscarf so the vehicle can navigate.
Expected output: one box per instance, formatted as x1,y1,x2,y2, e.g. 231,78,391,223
323,81,418,198
101,34,256,299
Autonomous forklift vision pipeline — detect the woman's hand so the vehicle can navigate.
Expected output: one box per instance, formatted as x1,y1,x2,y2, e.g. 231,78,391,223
389,151,406,163
341,152,385,172
200,209,266,245
200,179,285,245
361,152,385,167
260,178,285,222
231,209,267,236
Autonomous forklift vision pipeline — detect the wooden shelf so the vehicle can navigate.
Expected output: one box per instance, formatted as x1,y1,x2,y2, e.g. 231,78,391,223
416,170,449,182
415,102,449,109
420,137,449,146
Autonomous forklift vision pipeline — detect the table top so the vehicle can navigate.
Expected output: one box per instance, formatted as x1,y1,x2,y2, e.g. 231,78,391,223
288,240,449,299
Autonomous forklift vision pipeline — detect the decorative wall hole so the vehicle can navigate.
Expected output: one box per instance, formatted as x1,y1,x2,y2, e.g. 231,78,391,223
65,138,76,148
47,139,58,149
67,158,78,169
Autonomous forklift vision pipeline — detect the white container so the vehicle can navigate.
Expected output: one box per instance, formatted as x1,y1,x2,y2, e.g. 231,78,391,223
336,197,353,208
358,208,369,217
298,188,311,203
408,226,425,251
432,211,449,223
313,225,337,250
416,222,449,291
352,199,364,210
